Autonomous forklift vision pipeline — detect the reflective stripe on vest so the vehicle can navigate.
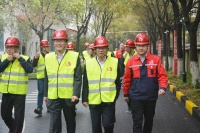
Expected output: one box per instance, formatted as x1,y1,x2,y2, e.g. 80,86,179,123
36,54,45,79
45,51,79,99
86,56,118,104
0,54,29,94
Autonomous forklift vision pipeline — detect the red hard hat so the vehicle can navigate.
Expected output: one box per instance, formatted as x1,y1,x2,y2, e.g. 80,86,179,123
94,36,109,47
67,42,75,50
52,29,68,40
84,42,90,48
125,39,135,48
40,40,50,47
89,43,94,49
5,36,20,47
135,33,149,45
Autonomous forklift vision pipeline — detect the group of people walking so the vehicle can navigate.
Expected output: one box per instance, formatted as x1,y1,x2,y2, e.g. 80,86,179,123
0,29,168,133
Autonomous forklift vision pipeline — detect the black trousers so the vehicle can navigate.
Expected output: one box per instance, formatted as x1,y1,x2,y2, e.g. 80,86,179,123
47,99,76,133
131,100,157,133
89,102,116,133
1,94,26,133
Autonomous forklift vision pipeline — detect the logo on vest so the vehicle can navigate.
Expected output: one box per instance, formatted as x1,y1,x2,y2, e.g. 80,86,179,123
18,64,21,67
107,67,112,71
66,62,71,66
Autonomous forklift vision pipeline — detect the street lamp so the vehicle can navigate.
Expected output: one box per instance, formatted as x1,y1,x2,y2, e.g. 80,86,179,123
164,30,169,71
180,17,186,82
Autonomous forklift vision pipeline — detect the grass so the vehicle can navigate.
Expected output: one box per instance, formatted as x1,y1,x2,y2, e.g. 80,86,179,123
167,71,200,108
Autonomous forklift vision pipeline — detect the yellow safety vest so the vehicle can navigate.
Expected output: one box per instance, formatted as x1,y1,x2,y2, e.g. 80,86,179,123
86,56,118,104
82,50,91,60
45,51,79,99
36,54,45,79
124,50,137,66
113,51,117,57
0,54,29,94
107,51,112,57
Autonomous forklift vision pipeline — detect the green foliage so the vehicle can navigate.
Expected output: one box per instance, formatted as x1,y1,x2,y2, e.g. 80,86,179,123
168,71,200,108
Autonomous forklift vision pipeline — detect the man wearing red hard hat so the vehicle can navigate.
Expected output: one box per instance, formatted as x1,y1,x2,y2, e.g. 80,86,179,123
123,33,168,133
44,29,82,133
0,36,33,133
33,40,51,115
82,36,121,133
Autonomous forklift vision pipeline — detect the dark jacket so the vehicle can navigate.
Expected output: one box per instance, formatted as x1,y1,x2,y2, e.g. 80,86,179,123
123,52,168,101
32,53,45,67
0,54,33,73
44,50,82,106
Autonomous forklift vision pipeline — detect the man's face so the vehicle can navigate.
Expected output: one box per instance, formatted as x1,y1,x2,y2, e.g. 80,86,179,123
42,46,50,53
5,46,17,55
136,45,148,56
125,46,131,53
119,43,124,50
95,47,108,58
53,39,67,52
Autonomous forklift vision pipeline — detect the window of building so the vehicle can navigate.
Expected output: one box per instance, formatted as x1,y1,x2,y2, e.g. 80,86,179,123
47,29,55,51
0,31,4,53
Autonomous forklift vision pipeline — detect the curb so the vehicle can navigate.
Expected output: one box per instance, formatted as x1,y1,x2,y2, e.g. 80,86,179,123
169,85,200,123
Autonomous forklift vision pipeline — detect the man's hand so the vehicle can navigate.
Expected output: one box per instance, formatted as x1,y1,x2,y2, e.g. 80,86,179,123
158,89,166,95
7,55,14,61
82,102,88,107
44,97,48,103
34,52,40,59
71,96,79,102
13,53,21,59
124,97,129,102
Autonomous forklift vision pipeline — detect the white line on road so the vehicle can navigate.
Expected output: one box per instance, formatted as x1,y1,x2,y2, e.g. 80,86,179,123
26,99,37,100
27,94,38,96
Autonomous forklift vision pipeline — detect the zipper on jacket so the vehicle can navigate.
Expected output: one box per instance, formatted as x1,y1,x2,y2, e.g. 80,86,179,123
7,62,13,93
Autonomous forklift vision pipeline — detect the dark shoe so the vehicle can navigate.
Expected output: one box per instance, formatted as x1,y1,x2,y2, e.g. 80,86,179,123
34,108,42,115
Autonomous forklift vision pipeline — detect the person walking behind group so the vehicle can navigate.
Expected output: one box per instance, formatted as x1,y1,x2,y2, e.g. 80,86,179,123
33,40,50,115
67,42,76,51
115,43,125,81
122,39,137,113
82,36,121,133
0,36,33,133
44,29,82,133
88,43,96,58
123,33,168,133
82,42,91,61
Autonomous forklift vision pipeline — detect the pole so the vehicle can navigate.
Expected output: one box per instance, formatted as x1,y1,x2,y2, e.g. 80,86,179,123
182,18,186,82
164,30,169,71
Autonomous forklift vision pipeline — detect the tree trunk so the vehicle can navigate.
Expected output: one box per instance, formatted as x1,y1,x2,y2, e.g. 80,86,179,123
176,23,183,76
76,33,81,52
190,61,200,86
168,56,173,69
189,30,200,85
177,58,183,76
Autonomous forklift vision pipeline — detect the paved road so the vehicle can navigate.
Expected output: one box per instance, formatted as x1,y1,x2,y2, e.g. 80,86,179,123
0,80,200,133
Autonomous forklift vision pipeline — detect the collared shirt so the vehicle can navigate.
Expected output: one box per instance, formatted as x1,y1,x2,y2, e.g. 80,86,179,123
138,52,147,63
96,56,106,69
56,51,65,63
